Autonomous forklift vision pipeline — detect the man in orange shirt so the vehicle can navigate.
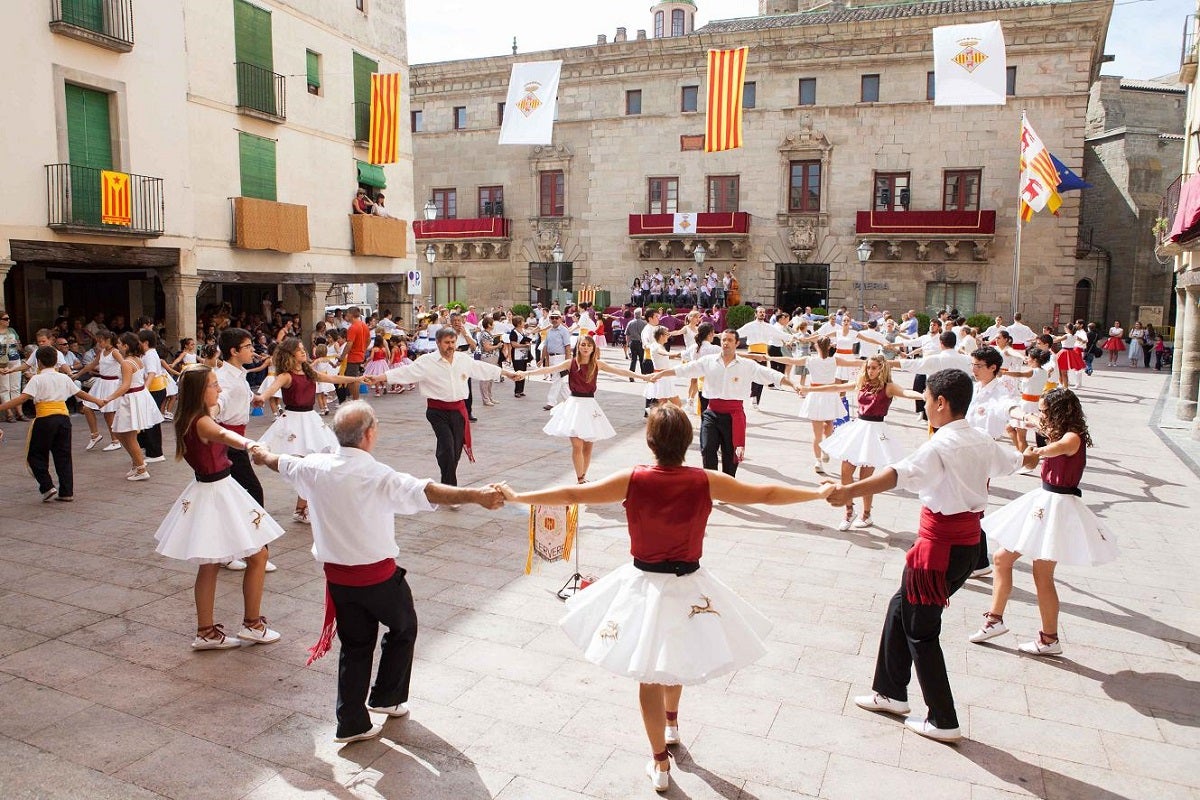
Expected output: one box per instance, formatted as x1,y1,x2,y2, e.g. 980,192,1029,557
344,307,370,399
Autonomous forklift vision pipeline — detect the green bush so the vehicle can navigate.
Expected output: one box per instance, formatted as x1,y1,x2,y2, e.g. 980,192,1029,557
446,301,466,312
916,312,932,334
511,303,533,320
812,307,828,317
725,304,756,333
965,313,994,332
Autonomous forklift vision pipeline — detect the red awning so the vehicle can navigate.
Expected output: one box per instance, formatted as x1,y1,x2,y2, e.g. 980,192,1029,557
1168,175,1200,243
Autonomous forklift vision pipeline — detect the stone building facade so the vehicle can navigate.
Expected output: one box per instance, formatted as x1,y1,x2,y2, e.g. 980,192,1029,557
0,0,415,341
410,0,1112,324
1080,75,1185,328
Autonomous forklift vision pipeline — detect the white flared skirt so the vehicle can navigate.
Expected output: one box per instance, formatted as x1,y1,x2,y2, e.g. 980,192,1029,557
165,373,179,398
260,409,338,456
113,390,164,433
154,476,284,564
560,563,772,686
798,390,844,421
82,376,120,411
645,376,679,400
982,487,1118,566
819,418,907,468
543,396,616,442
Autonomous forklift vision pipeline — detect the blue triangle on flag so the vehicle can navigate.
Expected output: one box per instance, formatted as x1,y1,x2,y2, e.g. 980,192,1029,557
1050,152,1091,192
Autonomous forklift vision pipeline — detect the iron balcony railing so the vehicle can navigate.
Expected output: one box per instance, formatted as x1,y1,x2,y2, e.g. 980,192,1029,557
46,163,164,236
236,62,286,120
50,0,135,49
353,101,370,142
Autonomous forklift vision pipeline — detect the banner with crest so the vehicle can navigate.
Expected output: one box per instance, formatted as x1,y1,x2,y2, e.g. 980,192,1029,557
932,21,1006,106
499,60,562,145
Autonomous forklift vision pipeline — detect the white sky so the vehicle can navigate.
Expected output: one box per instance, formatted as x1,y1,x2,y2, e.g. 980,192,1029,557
406,0,1192,81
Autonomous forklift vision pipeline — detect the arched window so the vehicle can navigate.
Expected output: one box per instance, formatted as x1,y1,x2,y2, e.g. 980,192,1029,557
654,10,664,38
671,9,685,36
1073,278,1093,324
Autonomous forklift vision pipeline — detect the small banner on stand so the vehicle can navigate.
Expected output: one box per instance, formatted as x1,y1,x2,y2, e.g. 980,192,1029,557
100,170,131,226
525,504,578,574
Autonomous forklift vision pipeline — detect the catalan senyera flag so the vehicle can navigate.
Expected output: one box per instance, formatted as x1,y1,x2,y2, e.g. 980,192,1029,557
367,72,401,165
1018,113,1062,222
100,170,131,226
705,47,749,153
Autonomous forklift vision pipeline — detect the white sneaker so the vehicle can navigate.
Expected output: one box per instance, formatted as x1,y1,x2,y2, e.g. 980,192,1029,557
41,488,58,502
236,617,281,645
904,716,961,743
162,411,174,421
127,467,150,482
145,455,166,464
86,434,103,451
102,441,123,452
853,516,873,528
968,615,1009,643
223,559,248,571
334,724,383,744
1018,636,1063,656
264,560,278,573
970,566,993,579
646,760,670,792
854,693,911,716
191,624,241,651
368,702,410,717
664,724,680,744
837,515,855,532
814,460,825,475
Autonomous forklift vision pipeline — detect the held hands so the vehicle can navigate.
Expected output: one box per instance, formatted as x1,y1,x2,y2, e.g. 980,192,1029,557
823,482,851,507
491,482,519,502
248,442,270,465
816,482,837,500
479,482,510,509
251,395,265,408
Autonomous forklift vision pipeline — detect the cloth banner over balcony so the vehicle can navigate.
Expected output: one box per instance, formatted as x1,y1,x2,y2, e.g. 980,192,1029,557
100,170,131,226
932,21,1006,106
705,47,748,152
368,72,401,165
855,210,996,236
628,212,750,236
412,217,512,239
499,60,562,146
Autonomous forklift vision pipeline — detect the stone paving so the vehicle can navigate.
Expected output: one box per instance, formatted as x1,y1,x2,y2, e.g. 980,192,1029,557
0,353,1196,800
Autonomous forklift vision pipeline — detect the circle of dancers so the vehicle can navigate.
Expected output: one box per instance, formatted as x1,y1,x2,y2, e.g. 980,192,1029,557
0,308,1120,793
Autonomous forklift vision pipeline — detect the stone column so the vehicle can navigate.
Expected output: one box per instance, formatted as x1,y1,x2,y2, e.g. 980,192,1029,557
161,273,203,343
377,281,407,326
1177,285,1200,421
296,281,333,339
1170,286,1187,398
0,258,13,312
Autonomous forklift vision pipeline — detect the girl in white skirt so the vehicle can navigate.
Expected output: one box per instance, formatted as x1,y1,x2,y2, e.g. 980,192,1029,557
101,332,164,481
970,389,1116,656
516,334,647,482
78,329,122,452
644,326,683,410
499,405,833,793
155,365,284,650
801,354,921,530
256,337,358,523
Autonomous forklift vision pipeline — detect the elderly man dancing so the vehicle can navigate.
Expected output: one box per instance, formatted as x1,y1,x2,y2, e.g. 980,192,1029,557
253,401,505,743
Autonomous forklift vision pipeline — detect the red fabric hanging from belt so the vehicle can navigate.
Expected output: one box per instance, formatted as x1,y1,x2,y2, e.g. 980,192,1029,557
427,398,474,462
308,558,397,665
904,508,981,607
707,399,746,460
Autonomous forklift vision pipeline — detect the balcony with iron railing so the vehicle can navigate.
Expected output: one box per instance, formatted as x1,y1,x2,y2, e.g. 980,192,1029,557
236,62,286,122
1156,173,1190,256
45,163,164,236
1180,15,1198,83
353,101,370,144
49,0,134,52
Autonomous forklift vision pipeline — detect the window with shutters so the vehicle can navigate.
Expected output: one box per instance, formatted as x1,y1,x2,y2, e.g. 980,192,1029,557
540,170,564,217
648,178,678,214
65,83,114,225
708,176,739,213
799,78,816,106
238,131,276,201
874,172,910,211
788,161,821,213
681,85,698,113
233,0,279,117
943,169,981,211
52,0,135,49
434,277,467,306
433,188,456,219
352,52,377,141
306,50,321,95
479,186,504,217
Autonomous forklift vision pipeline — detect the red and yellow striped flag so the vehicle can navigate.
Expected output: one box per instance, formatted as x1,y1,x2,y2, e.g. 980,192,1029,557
100,170,131,226
705,47,749,153
368,72,401,165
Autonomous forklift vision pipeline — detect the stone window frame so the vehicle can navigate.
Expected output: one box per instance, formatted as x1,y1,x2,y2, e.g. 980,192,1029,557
648,177,679,214
777,128,832,223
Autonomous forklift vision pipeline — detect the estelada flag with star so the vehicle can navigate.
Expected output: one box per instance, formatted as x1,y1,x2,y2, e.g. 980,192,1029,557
1018,113,1062,222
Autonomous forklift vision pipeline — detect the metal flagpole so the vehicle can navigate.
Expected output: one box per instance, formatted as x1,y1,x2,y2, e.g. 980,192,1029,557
1011,110,1026,317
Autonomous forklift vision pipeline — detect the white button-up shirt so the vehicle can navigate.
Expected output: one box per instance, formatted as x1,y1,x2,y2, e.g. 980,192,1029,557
891,419,1024,515
737,319,774,347
383,351,500,401
1005,322,1036,347
215,361,254,427
674,353,782,400
909,349,972,377
278,448,434,565
968,378,1016,439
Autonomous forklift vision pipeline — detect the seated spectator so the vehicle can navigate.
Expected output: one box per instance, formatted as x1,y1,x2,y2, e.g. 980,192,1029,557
352,188,375,215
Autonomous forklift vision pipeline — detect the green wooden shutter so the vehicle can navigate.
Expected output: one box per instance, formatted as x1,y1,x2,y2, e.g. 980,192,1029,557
65,83,113,226
353,52,377,104
233,0,272,70
306,50,320,90
61,0,104,33
239,132,277,201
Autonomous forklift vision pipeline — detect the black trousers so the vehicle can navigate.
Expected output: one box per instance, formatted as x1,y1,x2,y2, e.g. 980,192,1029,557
629,340,645,373
137,388,166,458
28,415,72,496
426,406,465,485
512,357,530,394
699,408,738,477
872,542,977,729
227,445,264,506
1143,346,1153,368
912,373,927,418
640,351,656,407
329,570,417,738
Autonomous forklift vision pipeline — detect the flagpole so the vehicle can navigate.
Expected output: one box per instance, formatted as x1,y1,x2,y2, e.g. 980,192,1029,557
1011,110,1025,317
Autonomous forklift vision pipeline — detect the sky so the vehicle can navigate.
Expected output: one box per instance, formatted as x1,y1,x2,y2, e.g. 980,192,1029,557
406,0,1193,81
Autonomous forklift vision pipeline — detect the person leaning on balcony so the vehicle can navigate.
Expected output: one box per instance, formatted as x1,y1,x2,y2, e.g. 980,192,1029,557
372,193,394,219
352,188,375,215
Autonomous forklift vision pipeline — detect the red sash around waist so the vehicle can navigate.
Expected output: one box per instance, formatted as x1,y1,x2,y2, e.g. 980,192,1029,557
708,398,746,458
1011,342,1026,350
1021,393,1041,403
427,399,474,462
836,348,854,355
903,507,981,607
307,558,398,665
219,423,246,436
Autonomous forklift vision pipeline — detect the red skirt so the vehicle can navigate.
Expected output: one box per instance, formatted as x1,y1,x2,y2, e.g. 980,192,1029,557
1057,348,1085,372
1101,336,1125,352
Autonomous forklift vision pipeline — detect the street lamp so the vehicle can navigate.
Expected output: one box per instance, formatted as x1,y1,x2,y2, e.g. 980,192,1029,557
693,241,706,267
551,240,564,305
855,240,872,321
425,244,436,309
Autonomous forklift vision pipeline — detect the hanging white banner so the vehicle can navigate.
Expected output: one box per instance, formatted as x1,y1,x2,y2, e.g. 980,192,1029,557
932,21,1007,106
499,60,562,145
672,212,697,235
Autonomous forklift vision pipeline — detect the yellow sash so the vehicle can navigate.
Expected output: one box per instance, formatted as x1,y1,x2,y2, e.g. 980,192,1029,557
35,401,69,417
748,343,768,355
148,375,168,392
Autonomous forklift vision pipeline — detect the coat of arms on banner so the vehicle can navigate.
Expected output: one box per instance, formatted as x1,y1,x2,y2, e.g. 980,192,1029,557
516,81,543,117
952,38,988,72
525,504,578,573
